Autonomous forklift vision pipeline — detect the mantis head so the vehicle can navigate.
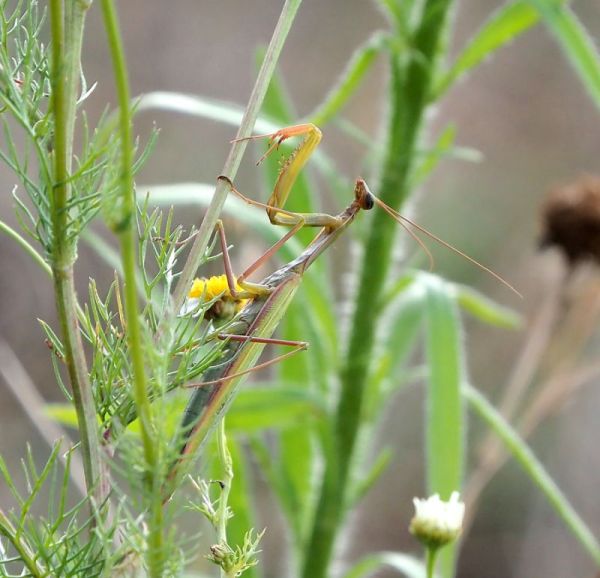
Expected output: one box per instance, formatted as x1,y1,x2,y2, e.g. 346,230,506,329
354,178,375,211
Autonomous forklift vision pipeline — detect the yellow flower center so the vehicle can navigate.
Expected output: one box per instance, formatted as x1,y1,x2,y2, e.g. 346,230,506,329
188,275,248,315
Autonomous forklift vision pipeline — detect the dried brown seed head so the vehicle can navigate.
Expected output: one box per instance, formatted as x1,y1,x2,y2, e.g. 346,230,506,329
540,175,600,265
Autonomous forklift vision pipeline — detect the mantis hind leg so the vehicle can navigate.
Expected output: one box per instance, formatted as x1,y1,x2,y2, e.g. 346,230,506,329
185,333,308,387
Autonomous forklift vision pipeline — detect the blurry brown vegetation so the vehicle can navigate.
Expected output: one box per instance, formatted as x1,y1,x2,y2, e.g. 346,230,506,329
541,175,600,265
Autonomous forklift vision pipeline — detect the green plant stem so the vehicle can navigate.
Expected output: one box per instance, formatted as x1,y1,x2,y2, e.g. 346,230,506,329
302,2,453,577
0,218,52,277
49,0,104,513
0,509,47,578
0,217,87,324
170,0,303,315
100,0,153,475
426,547,438,578
100,1,164,576
217,419,234,578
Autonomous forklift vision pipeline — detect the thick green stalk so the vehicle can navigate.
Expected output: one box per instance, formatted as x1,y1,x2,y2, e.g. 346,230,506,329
100,2,164,576
49,0,103,510
302,2,453,576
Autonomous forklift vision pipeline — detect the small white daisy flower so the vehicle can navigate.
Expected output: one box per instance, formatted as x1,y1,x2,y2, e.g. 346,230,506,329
409,491,465,549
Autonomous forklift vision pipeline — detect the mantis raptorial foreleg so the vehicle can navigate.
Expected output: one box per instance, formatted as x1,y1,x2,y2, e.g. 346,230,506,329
233,124,343,229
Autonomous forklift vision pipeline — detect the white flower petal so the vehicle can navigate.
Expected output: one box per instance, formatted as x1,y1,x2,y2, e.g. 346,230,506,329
409,491,465,549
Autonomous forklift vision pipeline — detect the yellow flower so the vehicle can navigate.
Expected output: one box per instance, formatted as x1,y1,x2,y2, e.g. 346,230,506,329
183,275,248,320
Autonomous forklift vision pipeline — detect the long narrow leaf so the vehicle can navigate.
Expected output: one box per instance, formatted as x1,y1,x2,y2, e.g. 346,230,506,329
433,1,540,98
424,275,465,578
350,448,393,506
308,31,389,126
226,387,326,432
528,0,600,109
368,277,424,416
247,436,304,551
140,182,301,260
424,275,464,495
385,283,425,379
465,383,600,566
0,218,52,277
455,284,522,329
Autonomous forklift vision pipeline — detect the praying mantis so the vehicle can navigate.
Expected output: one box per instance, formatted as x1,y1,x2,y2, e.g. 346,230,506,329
172,123,519,481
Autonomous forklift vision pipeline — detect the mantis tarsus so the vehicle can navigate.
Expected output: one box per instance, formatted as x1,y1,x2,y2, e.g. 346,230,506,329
172,123,519,482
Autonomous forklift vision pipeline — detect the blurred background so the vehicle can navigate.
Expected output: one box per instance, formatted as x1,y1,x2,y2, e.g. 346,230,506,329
1,1,600,577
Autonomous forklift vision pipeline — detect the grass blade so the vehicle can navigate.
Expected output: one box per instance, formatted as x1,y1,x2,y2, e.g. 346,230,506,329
424,275,465,578
455,284,522,329
433,1,540,98
226,437,261,578
465,383,600,566
140,182,301,260
308,31,389,126
226,387,325,432
528,0,600,109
